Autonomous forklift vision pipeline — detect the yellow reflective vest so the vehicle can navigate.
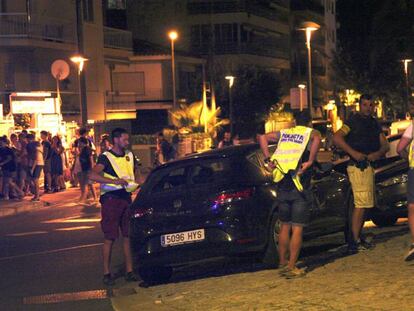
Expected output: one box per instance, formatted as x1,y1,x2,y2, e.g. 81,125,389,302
270,126,313,192
100,150,139,195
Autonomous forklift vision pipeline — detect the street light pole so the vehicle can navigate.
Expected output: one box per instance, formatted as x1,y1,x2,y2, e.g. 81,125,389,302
298,22,320,120
168,30,178,109
402,58,412,113
225,76,235,137
70,55,88,126
298,84,306,112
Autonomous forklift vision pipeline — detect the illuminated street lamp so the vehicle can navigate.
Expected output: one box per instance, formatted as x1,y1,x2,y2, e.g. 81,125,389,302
402,58,412,113
298,21,320,119
225,75,235,136
298,83,306,112
168,30,178,109
70,55,88,125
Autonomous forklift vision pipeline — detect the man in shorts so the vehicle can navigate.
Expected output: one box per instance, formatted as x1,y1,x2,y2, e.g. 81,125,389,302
89,128,140,286
259,111,321,278
333,94,389,253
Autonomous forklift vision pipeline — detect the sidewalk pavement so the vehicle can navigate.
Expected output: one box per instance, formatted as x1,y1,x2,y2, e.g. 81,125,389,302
0,187,82,218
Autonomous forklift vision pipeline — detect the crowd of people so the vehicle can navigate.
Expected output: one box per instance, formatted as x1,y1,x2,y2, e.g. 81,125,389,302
0,127,111,203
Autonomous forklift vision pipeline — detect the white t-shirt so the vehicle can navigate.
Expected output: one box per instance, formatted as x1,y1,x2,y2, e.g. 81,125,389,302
402,123,414,140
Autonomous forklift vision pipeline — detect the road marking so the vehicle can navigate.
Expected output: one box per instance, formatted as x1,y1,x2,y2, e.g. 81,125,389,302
23,290,108,304
0,242,103,262
55,226,95,231
42,216,101,224
6,231,48,237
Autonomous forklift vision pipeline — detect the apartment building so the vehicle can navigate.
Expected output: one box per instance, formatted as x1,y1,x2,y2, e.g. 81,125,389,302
128,0,291,93
0,0,133,123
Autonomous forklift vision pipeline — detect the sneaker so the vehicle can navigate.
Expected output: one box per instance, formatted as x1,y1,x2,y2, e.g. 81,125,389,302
347,241,359,254
125,271,138,282
358,239,374,250
284,267,307,279
405,244,414,262
103,274,115,286
278,264,289,276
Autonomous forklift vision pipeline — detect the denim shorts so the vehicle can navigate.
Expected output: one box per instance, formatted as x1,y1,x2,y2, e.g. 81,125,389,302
277,188,311,226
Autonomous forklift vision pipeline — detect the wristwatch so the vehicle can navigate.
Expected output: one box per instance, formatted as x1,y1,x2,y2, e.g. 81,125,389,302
264,157,271,164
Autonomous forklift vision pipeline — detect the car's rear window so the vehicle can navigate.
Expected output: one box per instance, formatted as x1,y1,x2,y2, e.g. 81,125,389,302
188,159,231,185
149,167,187,193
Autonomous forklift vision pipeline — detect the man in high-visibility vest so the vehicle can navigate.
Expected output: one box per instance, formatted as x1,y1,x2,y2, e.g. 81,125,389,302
259,111,321,278
397,105,414,261
89,128,140,286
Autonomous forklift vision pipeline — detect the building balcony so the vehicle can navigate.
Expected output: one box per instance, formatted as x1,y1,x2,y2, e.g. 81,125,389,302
0,13,76,44
187,0,289,23
103,27,132,51
192,42,289,60
106,89,171,111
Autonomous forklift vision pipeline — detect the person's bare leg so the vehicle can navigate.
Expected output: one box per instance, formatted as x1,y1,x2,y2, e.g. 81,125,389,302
278,223,290,266
103,239,114,275
33,178,40,199
89,184,97,201
123,237,133,273
352,208,365,241
288,225,303,269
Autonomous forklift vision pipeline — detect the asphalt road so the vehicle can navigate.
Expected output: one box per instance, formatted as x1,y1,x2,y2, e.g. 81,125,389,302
0,201,123,311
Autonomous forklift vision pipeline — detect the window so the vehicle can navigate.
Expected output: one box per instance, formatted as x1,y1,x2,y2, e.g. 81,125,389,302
107,0,126,9
151,168,187,193
191,25,201,47
4,63,15,89
189,160,230,185
113,72,145,94
83,0,94,22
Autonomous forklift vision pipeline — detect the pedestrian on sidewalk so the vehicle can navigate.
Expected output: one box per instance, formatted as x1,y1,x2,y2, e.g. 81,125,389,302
333,94,389,253
26,134,44,202
50,135,65,192
397,103,414,261
0,136,24,200
77,137,97,203
89,128,140,286
40,131,52,194
259,111,321,278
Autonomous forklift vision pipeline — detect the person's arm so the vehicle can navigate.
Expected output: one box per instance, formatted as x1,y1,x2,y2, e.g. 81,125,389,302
367,133,390,161
332,128,366,161
397,125,413,159
88,163,128,186
259,132,280,169
217,141,224,149
298,130,321,175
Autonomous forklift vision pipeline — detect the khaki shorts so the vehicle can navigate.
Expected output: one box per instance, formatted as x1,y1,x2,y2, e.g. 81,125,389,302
347,165,375,208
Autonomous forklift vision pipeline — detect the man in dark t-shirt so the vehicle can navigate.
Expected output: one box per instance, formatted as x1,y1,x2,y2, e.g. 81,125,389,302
333,94,389,253
40,131,52,192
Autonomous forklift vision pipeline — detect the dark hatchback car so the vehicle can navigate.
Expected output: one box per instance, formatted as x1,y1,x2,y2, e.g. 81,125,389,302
130,144,353,282
130,144,408,283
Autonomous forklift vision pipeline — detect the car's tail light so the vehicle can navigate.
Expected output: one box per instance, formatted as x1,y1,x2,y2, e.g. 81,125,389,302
213,188,254,205
132,207,153,219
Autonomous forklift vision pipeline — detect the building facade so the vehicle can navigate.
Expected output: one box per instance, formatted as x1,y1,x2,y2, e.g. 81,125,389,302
0,0,133,123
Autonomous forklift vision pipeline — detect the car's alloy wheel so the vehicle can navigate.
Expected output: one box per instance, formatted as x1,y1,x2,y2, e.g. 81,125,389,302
262,213,280,268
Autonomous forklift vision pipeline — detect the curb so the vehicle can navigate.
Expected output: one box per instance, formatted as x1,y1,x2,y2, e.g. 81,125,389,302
0,200,48,218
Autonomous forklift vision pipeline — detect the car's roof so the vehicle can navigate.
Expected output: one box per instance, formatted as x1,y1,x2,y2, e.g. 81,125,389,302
153,143,261,170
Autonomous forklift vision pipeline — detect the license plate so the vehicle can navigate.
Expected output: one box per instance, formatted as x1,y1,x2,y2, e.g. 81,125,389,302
161,229,205,247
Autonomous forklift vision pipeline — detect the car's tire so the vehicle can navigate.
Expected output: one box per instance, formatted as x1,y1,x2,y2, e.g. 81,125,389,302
370,213,398,227
262,213,280,268
138,266,173,284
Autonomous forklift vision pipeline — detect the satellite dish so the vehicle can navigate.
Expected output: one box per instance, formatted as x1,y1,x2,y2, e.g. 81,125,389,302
51,60,70,80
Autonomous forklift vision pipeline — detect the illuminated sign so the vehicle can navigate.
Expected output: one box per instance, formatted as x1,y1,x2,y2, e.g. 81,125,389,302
11,98,57,114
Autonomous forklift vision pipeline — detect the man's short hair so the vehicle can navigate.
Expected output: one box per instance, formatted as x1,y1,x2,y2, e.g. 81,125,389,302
26,134,35,140
40,130,48,136
79,127,88,136
359,94,372,104
111,128,128,140
294,111,311,126
0,136,8,144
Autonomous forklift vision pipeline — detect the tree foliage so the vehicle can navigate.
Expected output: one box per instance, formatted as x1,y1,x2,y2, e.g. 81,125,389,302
334,0,414,116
